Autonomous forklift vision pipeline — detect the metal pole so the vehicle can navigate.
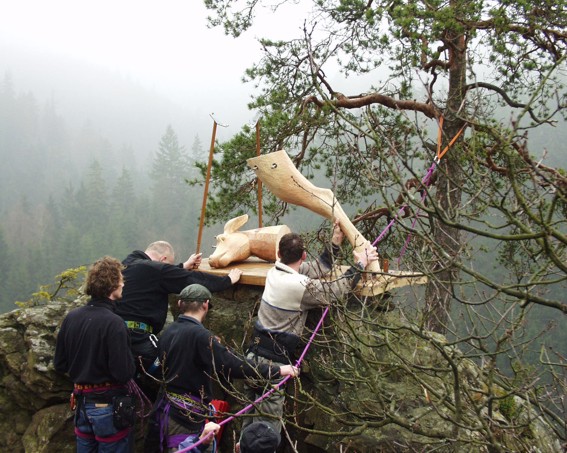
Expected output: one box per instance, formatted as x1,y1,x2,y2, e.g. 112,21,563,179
256,120,263,228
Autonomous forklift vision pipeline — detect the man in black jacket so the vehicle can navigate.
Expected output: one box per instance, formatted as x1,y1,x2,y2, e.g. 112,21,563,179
54,256,136,453
156,284,299,451
116,241,242,386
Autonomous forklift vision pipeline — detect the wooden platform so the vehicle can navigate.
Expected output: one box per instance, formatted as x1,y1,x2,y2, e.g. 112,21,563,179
199,258,271,287
199,258,427,296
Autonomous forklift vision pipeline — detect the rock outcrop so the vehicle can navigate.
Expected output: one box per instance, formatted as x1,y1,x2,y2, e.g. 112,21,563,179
0,285,562,452
0,299,80,452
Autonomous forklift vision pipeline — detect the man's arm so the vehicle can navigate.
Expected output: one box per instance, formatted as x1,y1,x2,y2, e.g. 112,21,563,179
108,322,136,383
180,253,203,270
300,219,344,278
161,264,240,294
53,319,68,374
300,244,379,309
210,336,299,381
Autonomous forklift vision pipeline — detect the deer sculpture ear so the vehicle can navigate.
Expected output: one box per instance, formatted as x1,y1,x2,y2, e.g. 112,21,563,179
223,214,249,234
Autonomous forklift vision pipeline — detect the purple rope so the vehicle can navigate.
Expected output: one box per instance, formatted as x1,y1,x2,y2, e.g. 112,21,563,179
372,205,407,247
396,161,437,266
179,306,331,452
373,159,439,266
127,379,152,419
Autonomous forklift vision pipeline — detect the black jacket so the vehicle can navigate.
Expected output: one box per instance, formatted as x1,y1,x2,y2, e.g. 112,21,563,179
115,250,233,334
158,315,281,403
54,298,136,385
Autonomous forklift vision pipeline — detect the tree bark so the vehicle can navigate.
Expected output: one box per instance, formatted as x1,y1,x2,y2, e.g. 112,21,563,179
424,22,467,333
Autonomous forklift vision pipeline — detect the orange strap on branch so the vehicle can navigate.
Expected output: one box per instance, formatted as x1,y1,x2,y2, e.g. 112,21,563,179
436,115,466,162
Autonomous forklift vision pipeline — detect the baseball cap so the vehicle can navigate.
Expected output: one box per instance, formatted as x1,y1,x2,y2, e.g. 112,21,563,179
240,421,280,453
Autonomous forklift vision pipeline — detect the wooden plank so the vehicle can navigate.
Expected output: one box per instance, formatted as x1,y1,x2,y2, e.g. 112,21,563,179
199,258,272,287
199,259,427,295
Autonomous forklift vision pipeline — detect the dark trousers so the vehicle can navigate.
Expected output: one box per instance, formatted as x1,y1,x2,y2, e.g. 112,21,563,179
129,330,160,400
128,330,162,453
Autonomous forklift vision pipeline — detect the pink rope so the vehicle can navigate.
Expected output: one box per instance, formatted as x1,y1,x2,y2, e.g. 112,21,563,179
127,379,152,419
373,159,439,267
178,306,331,452
396,161,437,266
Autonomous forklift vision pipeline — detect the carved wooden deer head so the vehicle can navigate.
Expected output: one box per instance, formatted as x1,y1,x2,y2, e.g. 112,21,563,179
208,214,291,268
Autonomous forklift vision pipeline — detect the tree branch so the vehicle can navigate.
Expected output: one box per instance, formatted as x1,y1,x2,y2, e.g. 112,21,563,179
301,93,439,118
465,82,547,124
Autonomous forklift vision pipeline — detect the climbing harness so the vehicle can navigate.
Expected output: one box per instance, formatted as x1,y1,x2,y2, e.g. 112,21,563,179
154,390,223,451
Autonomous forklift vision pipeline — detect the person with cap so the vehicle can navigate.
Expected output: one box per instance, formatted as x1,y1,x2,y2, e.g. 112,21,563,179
242,220,379,437
54,256,136,453
154,284,299,452
115,241,243,397
237,421,281,453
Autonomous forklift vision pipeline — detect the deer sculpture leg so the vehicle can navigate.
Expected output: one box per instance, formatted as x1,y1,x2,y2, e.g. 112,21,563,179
247,150,382,273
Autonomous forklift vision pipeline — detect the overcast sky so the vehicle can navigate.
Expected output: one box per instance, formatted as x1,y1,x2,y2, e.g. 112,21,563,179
0,0,306,135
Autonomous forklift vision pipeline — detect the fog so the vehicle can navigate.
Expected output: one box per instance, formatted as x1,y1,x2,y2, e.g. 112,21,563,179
0,0,307,151
0,1,317,308
3,0,564,299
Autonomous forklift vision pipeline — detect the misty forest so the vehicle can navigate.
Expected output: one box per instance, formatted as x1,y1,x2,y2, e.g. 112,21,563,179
0,72,212,310
1,0,567,450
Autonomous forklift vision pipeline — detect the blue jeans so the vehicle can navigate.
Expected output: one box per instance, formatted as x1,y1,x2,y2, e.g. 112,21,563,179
75,402,132,453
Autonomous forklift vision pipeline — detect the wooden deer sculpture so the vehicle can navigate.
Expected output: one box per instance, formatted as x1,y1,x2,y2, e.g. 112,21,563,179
247,150,382,273
208,214,291,268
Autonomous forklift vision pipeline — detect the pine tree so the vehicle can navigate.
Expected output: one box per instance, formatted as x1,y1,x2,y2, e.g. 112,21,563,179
149,125,195,247
109,167,142,254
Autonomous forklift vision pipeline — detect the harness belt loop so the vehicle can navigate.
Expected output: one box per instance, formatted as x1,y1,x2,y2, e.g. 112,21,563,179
124,320,153,333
